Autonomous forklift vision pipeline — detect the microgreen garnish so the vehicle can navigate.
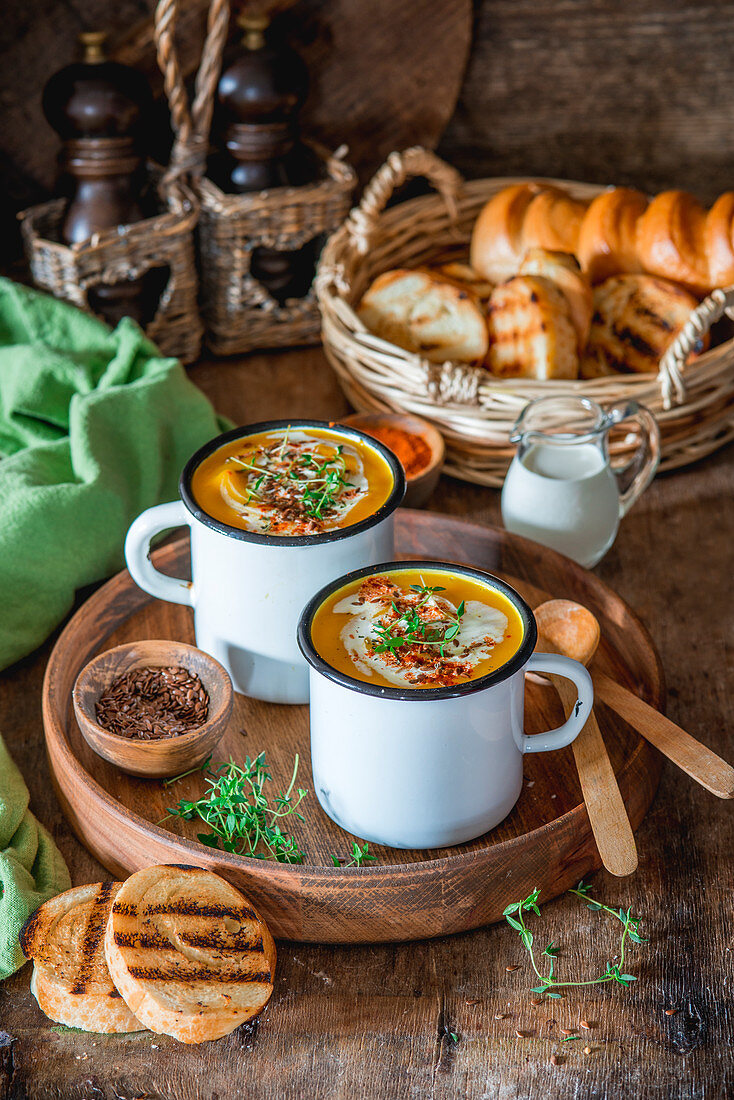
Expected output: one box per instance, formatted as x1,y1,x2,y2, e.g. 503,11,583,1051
371,580,466,659
503,881,647,998
330,841,376,868
162,754,212,787
162,753,307,864
227,433,355,525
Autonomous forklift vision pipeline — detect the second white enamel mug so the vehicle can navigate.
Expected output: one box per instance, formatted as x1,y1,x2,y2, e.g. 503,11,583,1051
298,561,594,849
124,421,405,704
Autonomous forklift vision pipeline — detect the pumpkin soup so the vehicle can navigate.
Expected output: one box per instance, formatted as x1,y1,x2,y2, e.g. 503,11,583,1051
311,567,524,689
191,426,394,536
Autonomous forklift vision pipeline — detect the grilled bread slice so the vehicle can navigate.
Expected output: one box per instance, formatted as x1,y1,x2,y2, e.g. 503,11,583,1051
20,883,143,1033
582,274,702,376
425,262,494,303
486,275,579,380
104,865,276,1044
358,269,489,363
518,248,593,351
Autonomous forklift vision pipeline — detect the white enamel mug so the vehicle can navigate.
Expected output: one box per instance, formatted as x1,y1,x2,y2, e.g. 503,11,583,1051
124,421,405,704
297,561,594,849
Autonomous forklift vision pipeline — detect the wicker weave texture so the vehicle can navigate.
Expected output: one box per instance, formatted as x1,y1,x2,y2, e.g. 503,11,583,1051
316,148,734,487
198,148,356,356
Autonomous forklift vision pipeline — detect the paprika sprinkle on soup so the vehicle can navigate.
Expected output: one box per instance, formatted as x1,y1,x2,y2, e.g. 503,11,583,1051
355,423,432,479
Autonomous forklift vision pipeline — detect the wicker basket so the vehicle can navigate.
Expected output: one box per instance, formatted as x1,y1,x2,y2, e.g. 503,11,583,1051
20,186,201,363
198,146,356,356
19,0,231,365
316,147,734,486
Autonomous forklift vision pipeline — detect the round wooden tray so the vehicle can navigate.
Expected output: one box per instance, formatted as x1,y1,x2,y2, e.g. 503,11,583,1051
43,511,664,944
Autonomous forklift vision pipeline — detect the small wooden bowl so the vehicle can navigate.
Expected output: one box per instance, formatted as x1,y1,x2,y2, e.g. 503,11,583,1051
341,412,445,508
73,640,233,779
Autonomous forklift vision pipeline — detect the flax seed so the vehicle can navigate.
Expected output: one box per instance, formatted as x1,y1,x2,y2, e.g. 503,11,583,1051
96,666,209,739
583,1046,592,1055
531,998,543,1006
580,1020,593,1029
465,999,481,1006
494,1013,506,1020
550,1054,561,1066
665,1008,678,1016
515,1029,527,1038
560,1027,576,1036
505,964,520,972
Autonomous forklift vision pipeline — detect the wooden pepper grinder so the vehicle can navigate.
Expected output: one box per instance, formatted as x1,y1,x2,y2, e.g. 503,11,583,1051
211,12,323,303
42,32,154,327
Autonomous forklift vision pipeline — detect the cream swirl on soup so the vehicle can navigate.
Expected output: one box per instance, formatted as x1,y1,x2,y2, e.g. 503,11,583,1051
191,427,394,536
333,574,510,688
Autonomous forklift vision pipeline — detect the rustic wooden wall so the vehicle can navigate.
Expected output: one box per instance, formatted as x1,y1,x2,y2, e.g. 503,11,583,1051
3,0,734,257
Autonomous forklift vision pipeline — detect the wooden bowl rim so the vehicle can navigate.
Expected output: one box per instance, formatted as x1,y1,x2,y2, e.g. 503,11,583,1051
45,514,664,882
72,639,233,751
340,411,446,480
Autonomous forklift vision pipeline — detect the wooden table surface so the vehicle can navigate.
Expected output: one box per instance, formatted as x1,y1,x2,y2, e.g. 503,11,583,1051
1,346,732,1099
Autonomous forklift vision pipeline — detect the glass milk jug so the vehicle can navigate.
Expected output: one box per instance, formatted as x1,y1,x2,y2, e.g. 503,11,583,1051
501,396,660,567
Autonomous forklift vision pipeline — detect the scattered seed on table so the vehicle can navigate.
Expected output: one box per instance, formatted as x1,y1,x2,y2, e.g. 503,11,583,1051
665,1008,678,1016
560,1027,576,1036
465,999,481,1006
506,965,520,972
550,1054,561,1066
531,998,543,1006
494,1013,506,1020
515,1029,527,1038
580,1020,593,1029
584,1046,593,1055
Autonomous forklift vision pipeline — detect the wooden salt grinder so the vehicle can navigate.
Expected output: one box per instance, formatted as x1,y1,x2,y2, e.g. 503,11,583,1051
212,12,321,302
42,32,153,326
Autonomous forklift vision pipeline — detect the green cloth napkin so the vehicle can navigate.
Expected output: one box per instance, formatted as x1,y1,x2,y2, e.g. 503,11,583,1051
0,734,71,979
0,278,226,671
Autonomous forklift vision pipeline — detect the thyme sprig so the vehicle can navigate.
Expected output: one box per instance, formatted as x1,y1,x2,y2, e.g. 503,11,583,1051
503,881,647,999
372,582,466,659
162,752,307,864
330,841,376,868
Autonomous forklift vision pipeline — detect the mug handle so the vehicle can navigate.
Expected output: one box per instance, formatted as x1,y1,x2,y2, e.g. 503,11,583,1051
606,401,661,517
522,654,593,754
124,500,194,608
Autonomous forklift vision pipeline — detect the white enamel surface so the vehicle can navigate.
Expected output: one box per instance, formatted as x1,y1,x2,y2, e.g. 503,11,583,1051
308,653,593,849
124,502,396,704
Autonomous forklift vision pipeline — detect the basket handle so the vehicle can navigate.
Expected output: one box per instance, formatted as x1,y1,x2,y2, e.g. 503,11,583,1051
346,147,463,256
658,284,734,409
154,0,231,193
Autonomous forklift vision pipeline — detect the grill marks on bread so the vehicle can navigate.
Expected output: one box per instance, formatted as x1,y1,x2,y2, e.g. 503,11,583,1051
486,275,579,379
19,883,143,1033
104,865,276,1043
582,274,704,377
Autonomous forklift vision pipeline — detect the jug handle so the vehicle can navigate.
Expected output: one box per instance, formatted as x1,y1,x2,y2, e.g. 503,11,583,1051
606,402,661,517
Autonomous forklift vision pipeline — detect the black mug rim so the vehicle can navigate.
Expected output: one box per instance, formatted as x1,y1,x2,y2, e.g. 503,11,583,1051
297,559,538,701
179,420,406,546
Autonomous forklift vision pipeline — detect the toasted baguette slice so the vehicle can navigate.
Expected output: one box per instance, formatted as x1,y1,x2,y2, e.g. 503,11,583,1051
425,262,494,303
583,274,703,375
518,248,593,350
20,883,143,1033
104,865,276,1044
358,269,489,363
486,275,579,380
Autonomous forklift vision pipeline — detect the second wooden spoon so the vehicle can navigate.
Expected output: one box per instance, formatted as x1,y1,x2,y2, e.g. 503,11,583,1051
535,599,639,878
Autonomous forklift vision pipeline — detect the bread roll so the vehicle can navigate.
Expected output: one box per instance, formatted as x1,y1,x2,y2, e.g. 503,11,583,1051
636,191,710,296
486,275,579,380
471,184,589,284
20,883,143,1033
582,274,702,376
358,269,488,363
577,187,648,282
704,191,734,289
517,248,593,350
470,183,544,283
104,865,276,1044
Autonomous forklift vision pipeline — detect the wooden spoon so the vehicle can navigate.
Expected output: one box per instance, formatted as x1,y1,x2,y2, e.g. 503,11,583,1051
534,599,734,800
535,600,639,878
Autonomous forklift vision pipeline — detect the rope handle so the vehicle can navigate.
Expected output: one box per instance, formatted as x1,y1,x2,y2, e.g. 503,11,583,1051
345,147,463,257
659,284,734,408
154,0,231,192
